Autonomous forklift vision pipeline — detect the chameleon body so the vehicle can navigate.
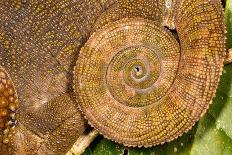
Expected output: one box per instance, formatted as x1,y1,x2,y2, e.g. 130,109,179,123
0,0,228,154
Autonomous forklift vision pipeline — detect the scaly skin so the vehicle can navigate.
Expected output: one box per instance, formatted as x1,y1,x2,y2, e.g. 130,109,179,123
225,48,232,64
0,0,108,154
0,0,228,154
0,67,18,155
74,0,226,147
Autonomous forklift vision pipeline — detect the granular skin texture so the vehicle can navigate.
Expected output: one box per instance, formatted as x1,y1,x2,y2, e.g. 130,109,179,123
0,0,226,154
74,0,226,147
0,67,18,155
0,0,99,154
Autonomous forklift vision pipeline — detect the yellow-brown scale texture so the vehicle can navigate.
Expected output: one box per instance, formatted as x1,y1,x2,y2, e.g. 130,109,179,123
0,67,18,155
74,0,226,147
0,0,226,153
0,0,108,154
93,0,165,31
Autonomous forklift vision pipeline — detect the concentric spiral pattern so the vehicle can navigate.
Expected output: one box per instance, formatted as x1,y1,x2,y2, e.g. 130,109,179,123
102,19,180,107
74,0,226,147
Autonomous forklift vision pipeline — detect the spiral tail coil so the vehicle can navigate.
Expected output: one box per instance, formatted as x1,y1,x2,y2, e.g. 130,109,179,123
74,0,226,147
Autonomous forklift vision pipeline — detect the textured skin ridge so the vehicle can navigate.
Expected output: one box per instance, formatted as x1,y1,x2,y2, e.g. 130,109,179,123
0,0,227,154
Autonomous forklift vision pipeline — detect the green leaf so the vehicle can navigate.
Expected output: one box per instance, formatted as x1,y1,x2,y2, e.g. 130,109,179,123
189,113,232,155
83,0,232,154
83,136,125,155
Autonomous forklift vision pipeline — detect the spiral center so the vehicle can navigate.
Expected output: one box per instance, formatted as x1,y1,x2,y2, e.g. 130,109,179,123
128,60,147,80
134,66,142,76
108,46,161,92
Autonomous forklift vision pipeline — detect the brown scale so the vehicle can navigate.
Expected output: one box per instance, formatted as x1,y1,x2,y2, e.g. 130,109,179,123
0,67,18,155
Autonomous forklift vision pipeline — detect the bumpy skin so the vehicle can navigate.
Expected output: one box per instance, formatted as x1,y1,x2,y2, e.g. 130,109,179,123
74,0,226,147
0,0,226,153
0,67,18,155
0,0,110,154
